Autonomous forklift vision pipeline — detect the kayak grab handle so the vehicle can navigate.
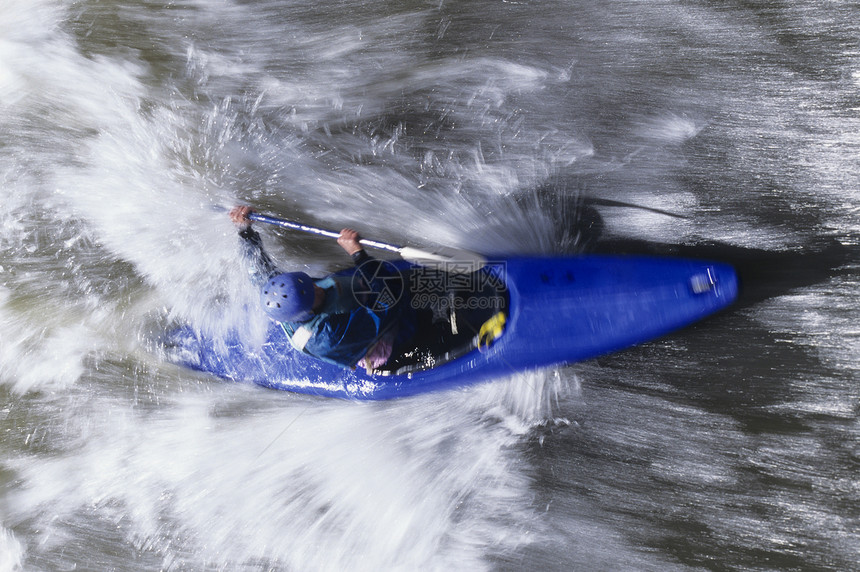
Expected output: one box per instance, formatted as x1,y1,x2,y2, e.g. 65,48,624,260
690,268,717,294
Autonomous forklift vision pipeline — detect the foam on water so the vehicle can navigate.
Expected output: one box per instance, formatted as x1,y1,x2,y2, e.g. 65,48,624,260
0,526,24,572
5,378,571,570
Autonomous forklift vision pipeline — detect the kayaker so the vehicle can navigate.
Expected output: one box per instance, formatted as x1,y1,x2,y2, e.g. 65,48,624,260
230,206,409,372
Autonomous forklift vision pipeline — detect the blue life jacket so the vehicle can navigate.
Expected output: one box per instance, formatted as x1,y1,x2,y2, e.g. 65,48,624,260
238,227,413,368
281,267,409,368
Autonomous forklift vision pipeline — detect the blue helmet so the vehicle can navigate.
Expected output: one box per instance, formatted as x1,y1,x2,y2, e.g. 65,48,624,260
260,272,316,322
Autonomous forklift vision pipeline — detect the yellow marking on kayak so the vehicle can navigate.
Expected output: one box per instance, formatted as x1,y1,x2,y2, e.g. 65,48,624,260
478,312,506,351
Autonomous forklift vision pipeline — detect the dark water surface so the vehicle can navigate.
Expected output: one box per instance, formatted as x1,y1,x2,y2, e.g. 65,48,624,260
1,1,857,570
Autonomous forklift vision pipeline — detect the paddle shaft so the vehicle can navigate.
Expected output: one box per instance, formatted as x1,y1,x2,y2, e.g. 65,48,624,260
247,213,401,254
241,209,487,270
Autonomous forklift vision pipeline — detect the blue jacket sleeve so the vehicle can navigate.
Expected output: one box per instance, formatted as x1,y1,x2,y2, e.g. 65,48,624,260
238,227,279,287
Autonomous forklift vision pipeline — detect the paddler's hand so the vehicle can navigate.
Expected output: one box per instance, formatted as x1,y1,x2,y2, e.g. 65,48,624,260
230,206,254,230
337,228,364,256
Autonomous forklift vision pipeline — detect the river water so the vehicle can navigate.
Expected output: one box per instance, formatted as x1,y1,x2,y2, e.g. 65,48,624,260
1,1,858,570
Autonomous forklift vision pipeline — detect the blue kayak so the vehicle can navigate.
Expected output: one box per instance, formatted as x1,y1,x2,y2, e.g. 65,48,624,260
167,255,738,399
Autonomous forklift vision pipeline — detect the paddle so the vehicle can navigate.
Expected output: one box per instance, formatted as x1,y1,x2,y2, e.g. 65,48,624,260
245,212,487,271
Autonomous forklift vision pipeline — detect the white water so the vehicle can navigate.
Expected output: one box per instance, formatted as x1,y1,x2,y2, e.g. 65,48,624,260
0,3,583,569
7,381,570,570
2,0,858,570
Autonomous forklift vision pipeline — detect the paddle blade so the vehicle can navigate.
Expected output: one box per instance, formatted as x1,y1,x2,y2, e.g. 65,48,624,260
398,246,487,272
